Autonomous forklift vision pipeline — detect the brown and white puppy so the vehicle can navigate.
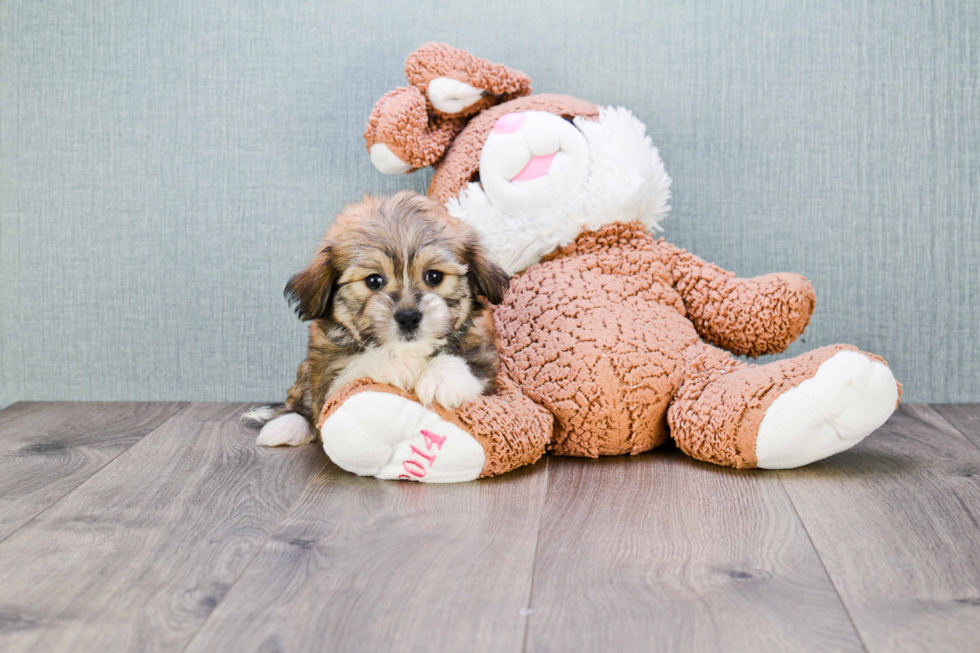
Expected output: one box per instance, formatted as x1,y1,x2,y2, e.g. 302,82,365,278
245,190,509,447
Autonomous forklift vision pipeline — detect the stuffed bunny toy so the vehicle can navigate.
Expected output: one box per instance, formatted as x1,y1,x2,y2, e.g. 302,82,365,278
308,43,900,482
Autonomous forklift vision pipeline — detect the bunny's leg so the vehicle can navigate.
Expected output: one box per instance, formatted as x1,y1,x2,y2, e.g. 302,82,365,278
317,376,552,482
668,342,900,469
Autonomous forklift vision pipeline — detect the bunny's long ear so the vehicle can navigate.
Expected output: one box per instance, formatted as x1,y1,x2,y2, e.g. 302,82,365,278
364,87,467,174
364,43,532,175
404,42,531,118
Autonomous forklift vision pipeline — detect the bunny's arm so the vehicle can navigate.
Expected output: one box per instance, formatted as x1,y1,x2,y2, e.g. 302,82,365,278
659,241,816,357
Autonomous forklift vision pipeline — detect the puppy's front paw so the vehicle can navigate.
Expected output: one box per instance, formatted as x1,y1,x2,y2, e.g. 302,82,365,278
415,355,485,409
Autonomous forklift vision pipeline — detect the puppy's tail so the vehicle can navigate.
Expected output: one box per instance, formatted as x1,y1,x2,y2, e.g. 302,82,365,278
242,403,291,425
242,403,316,448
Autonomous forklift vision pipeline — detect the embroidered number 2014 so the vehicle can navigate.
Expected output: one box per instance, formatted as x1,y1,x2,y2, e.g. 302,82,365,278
398,430,446,479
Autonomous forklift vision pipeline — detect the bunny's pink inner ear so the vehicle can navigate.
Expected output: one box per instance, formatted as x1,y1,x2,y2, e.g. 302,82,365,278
363,86,466,174
404,42,532,117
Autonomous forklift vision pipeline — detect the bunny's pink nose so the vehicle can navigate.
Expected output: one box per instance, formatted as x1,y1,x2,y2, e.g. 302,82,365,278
492,112,526,135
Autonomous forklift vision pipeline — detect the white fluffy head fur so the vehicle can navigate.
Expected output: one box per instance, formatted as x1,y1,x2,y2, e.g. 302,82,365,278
446,106,672,275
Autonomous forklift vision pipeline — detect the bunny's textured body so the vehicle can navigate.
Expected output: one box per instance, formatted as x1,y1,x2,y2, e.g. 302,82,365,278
273,44,902,483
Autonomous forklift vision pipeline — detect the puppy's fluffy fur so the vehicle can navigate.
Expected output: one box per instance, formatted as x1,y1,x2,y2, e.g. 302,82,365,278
246,191,509,445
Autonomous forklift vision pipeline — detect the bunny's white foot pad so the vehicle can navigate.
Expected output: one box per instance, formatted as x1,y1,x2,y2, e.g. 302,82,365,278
320,392,486,483
755,351,899,469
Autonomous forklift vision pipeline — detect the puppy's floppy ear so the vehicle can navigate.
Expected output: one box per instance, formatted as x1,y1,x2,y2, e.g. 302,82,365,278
284,245,338,321
464,235,509,305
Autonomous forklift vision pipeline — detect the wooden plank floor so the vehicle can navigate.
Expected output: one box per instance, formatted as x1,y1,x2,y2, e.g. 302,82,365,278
0,402,977,652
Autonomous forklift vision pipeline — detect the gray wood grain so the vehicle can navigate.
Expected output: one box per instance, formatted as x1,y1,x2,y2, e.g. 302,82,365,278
523,453,863,653
932,404,980,449
183,458,550,653
778,404,980,652
0,401,185,542
0,402,325,653
3,402,979,652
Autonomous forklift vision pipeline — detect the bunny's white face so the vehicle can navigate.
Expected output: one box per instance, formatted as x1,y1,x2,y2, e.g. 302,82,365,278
364,44,671,278
447,106,672,276
478,111,591,220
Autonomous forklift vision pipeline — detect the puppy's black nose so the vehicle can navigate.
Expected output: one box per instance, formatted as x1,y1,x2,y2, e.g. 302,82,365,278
394,309,422,333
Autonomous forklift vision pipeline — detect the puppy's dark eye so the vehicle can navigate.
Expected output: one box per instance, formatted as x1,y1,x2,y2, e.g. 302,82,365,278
423,270,444,287
364,274,385,291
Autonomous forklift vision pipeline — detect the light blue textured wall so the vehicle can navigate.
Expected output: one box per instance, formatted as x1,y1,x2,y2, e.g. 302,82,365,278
2,0,978,407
